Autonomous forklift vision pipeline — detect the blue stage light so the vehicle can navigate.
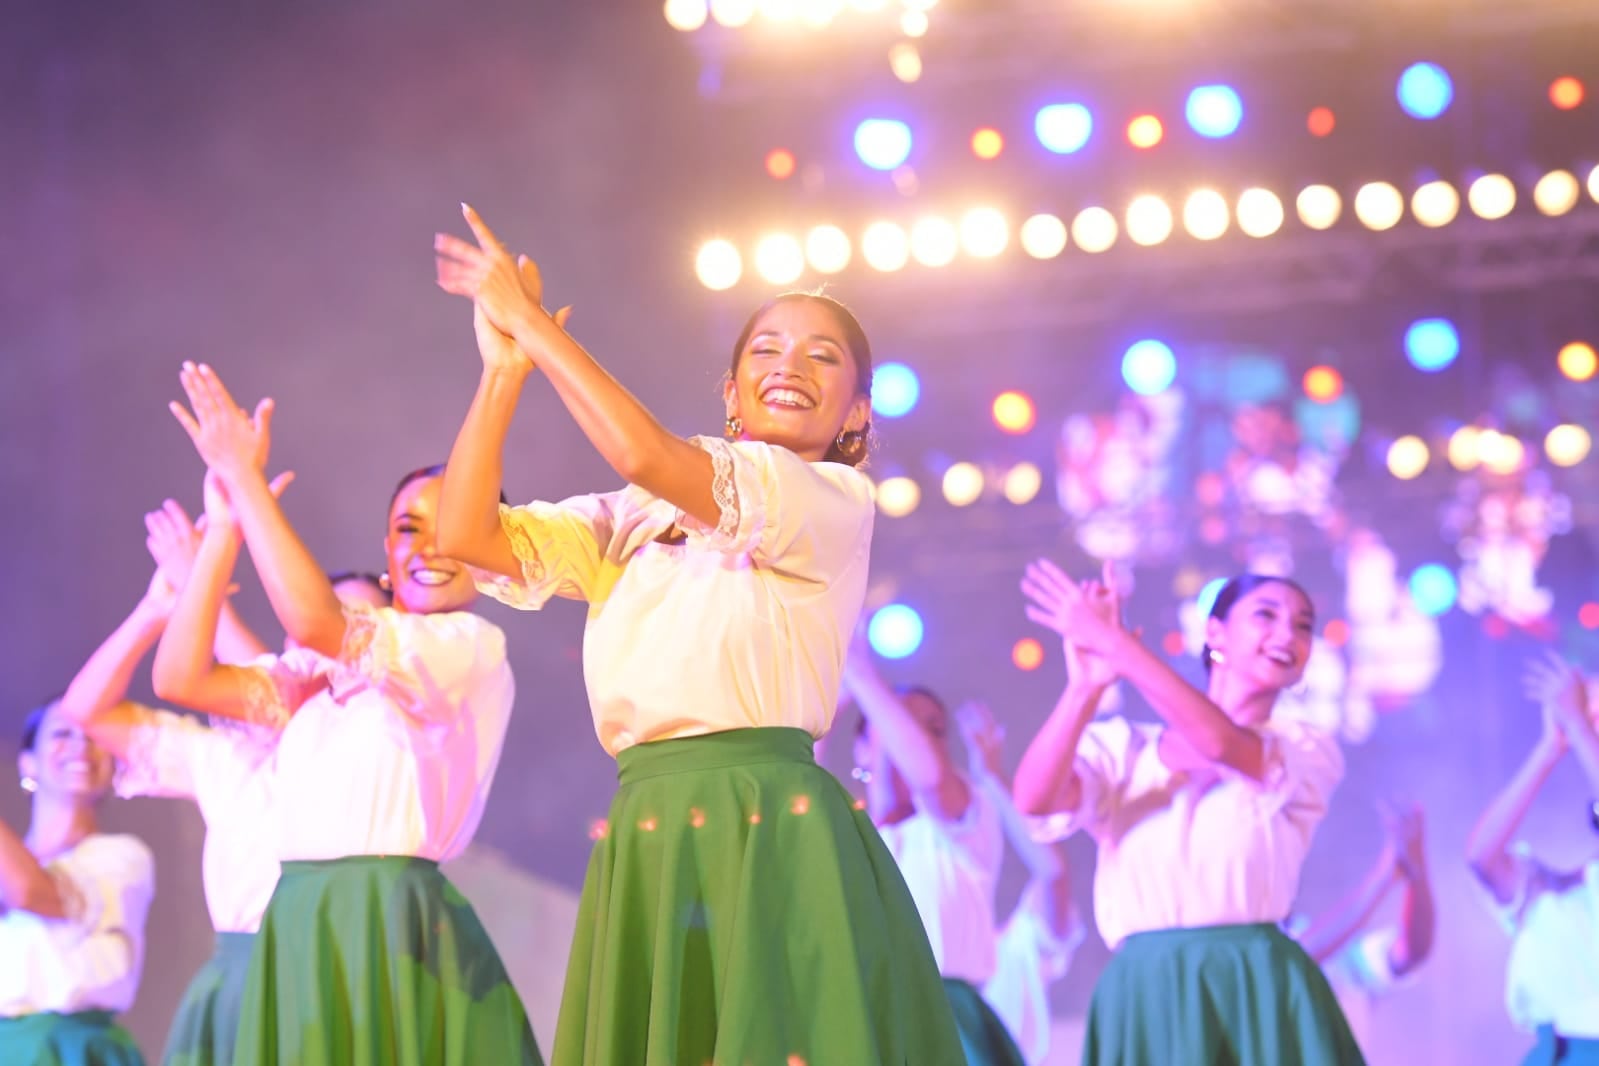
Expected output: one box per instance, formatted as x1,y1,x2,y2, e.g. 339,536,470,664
1405,318,1460,372
1398,62,1453,120
854,119,913,171
1408,564,1458,616
871,362,920,418
1185,85,1243,138
868,604,924,659
1035,103,1093,155
1122,339,1178,395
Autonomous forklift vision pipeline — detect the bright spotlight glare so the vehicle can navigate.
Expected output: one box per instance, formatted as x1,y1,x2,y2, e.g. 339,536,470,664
798,0,844,26
664,0,709,31
888,42,922,83
861,221,910,272
1020,214,1068,259
1447,426,1481,471
1182,189,1230,240
1467,174,1516,220
900,9,928,35
695,239,742,291
1410,181,1459,228
1296,185,1342,230
909,216,958,267
1185,84,1243,138
1533,170,1580,216
757,0,799,19
1003,462,1043,505
959,207,1009,258
753,233,804,285
1546,424,1593,467
1353,182,1403,230
1035,103,1093,154
1236,188,1284,238
942,462,984,507
804,224,851,274
1404,317,1460,372
854,119,913,171
1125,194,1174,246
1589,164,1599,203
1477,430,1525,476
709,0,757,26
1071,207,1118,253
875,476,921,517
1386,435,1430,480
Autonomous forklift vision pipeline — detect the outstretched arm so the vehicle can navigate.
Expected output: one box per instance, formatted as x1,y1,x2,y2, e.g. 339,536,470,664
170,363,342,656
58,578,171,761
1532,652,1599,797
1294,833,1398,964
0,819,71,919
1465,666,1567,905
1387,804,1435,977
143,496,270,662
1022,558,1265,780
843,635,969,821
436,206,721,529
153,472,298,723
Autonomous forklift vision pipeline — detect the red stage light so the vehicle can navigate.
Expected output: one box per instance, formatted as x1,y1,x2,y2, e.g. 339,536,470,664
1550,77,1585,111
765,148,796,180
1307,107,1336,137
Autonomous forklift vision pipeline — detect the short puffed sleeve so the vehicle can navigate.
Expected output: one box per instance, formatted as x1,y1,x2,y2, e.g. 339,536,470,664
676,437,874,583
334,602,509,722
473,493,630,610
1027,716,1142,843
48,835,155,941
1481,843,1557,933
1253,719,1345,828
114,707,232,801
221,647,328,732
1327,926,1405,995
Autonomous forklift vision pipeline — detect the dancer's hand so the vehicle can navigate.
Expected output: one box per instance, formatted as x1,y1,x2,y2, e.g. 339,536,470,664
145,498,203,593
170,362,275,486
1380,801,1427,881
1524,650,1590,741
435,204,571,359
1023,558,1125,660
956,701,1005,780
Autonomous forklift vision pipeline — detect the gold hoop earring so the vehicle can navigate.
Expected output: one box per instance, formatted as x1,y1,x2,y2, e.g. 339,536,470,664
725,416,742,439
378,573,392,591
20,776,37,793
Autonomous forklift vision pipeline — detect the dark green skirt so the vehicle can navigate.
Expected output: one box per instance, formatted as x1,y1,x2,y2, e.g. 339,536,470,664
160,931,254,1066
944,978,1026,1066
552,726,965,1066
1524,1025,1599,1066
232,855,541,1066
1083,923,1365,1066
0,1010,145,1066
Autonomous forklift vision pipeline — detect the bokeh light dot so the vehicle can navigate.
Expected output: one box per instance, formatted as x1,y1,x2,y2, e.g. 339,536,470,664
1012,638,1045,671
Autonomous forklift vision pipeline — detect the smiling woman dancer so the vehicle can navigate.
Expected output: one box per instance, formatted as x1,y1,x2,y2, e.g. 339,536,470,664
0,699,154,1066
1012,564,1363,1066
153,372,539,1066
433,204,963,1066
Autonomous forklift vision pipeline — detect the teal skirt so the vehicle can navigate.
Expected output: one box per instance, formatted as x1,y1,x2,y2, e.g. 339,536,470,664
232,855,541,1066
1083,923,1366,1066
552,726,965,1066
945,978,1026,1066
0,1010,145,1066
1524,1025,1599,1066
161,931,254,1066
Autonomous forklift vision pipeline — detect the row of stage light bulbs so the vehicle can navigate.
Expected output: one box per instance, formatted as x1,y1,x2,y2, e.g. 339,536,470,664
869,417,1595,523
665,0,940,36
695,166,1599,289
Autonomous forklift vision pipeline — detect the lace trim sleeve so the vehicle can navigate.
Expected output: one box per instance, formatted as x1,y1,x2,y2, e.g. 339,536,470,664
469,503,560,610
334,601,394,689
112,716,163,799
677,436,755,552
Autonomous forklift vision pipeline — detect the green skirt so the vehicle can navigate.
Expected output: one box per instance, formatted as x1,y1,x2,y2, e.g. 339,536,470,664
161,932,255,1066
1083,923,1365,1066
944,978,1026,1066
1524,1025,1599,1066
232,855,541,1066
552,726,965,1066
0,1010,145,1066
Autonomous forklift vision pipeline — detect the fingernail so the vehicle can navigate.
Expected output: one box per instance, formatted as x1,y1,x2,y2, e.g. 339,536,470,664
461,202,472,215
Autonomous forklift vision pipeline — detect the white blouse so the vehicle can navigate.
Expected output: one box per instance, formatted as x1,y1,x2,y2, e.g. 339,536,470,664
115,707,280,933
1030,716,1344,949
876,782,1005,984
475,438,875,756
241,602,515,862
1487,849,1599,1038
982,881,1086,1066
0,833,154,1017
